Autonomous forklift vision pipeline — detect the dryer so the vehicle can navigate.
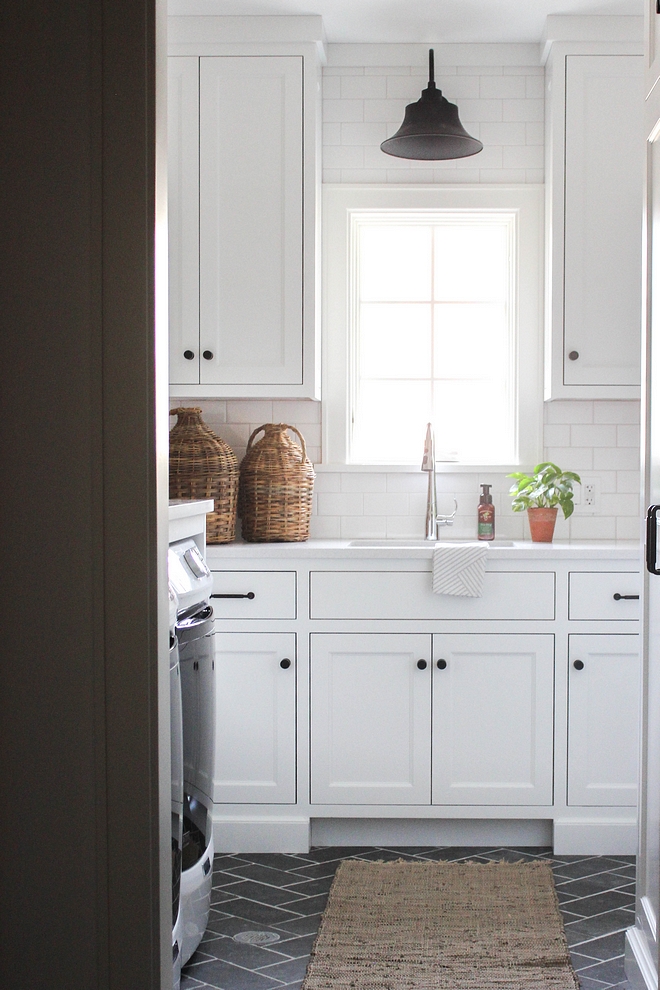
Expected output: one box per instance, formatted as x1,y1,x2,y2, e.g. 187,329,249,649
168,536,216,966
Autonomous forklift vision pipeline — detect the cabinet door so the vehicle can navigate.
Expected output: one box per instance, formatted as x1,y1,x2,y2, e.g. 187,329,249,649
647,0,660,99
214,632,296,804
199,56,303,386
563,55,643,388
168,56,200,386
568,634,640,807
311,633,432,805
432,634,554,806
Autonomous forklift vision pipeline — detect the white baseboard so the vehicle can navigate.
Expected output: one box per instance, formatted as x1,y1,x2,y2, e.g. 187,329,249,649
212,815,310,853
310,817,553,848
553,819,637,855
626,926,658,990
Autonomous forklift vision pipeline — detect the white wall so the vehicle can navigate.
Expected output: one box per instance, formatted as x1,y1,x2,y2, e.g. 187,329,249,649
174,43,641,543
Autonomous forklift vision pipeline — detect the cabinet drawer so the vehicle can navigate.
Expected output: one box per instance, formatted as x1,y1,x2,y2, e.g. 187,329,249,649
210,571,296,619
569,572,640,621
310,571,555,621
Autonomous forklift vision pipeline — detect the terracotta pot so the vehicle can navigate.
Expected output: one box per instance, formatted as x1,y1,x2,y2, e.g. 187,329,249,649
527,506,558,543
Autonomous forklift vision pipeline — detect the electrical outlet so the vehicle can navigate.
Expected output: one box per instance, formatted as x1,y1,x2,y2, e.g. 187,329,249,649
573,478,600,515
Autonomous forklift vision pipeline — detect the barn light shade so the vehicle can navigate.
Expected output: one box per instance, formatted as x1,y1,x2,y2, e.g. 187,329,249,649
380,49,483,161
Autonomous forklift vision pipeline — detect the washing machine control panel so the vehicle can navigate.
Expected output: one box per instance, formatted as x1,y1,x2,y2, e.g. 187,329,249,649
168,538,213,615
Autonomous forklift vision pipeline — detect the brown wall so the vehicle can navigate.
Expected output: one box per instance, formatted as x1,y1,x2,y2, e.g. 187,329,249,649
0,2,168,987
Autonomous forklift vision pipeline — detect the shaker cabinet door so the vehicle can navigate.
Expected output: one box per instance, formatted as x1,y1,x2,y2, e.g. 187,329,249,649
567,634,640,806
213,632,296,804
199,56,304,387
310,633,432,805
432,634,555,806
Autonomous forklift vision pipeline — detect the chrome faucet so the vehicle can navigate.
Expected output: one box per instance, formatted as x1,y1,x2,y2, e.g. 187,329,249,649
422,423,457,541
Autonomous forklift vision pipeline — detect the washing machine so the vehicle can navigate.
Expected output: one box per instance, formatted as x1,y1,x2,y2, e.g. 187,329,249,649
169,583,184,990
168,538,216,966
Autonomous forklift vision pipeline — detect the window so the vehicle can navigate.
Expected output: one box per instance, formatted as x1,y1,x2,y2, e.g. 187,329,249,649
323,185,543,468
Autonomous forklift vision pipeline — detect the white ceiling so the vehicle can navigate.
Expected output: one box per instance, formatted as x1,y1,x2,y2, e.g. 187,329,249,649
171,0,643,44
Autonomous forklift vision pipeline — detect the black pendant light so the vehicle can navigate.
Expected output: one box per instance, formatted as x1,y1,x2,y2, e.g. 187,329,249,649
380,49,483,161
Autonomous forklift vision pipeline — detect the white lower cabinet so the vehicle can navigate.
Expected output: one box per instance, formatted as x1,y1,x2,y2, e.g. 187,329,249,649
432,634,555,806
567,634,640,807
310,633,432,805
213,632,296,804
310,632,554,808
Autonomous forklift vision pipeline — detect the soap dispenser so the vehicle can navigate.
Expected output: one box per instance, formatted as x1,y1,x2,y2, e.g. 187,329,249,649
478,484,495,541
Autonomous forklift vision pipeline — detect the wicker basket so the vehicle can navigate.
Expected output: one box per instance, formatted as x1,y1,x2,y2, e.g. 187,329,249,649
239,423,315,542
169,407,239,544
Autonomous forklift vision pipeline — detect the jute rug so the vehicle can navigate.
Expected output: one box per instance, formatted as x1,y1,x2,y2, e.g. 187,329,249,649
301,860,579,989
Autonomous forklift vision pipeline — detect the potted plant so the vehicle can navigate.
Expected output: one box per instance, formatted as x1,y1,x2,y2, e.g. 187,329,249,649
508,462,581,542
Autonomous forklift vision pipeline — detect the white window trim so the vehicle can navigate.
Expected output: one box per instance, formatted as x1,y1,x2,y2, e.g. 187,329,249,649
322,184,544,471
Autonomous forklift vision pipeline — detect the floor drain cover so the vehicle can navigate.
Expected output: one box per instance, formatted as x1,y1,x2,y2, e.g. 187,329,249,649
233,931,281,946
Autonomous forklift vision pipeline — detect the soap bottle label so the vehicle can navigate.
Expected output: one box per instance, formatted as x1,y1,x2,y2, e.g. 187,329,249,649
478,506,494,540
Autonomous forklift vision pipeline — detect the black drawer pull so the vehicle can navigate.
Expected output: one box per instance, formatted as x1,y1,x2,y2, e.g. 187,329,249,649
613,593,639,601
280,658,291,669
211,592,255,600
573,659,584,670
436,659,447,670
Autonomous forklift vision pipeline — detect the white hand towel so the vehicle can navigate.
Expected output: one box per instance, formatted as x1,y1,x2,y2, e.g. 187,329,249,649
432,542,488,598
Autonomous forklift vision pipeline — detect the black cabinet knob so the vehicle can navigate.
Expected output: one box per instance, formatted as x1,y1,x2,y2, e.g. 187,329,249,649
202,350,214,360
417,659,427,670
568,350,579,361
183,349,195,360
280,658,291,669
573,659,584,670
436,659,447,670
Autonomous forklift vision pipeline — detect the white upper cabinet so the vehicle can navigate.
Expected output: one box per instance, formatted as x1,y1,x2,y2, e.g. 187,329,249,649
646,0,660,97
168,17,323,398
543,19,644,399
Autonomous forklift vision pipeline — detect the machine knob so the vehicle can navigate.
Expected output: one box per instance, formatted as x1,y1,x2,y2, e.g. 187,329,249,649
417,659,427,670
202,350,213,360
573,659,584,670
436,659,447,670
280,658,291,669
183,349,195,360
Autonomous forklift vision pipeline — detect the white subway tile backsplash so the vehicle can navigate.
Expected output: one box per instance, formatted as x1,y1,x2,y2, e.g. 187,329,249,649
502,145,544,169
525,169,545,183
386,515,426,539
545,447,594,471
341,121,389,144
593,400,641,424
341,168,389,183
593,447,640,471
225,400,272,424
617,471,641,493
502,98,544,122
457,99,504,122
341,74,387,99
340,515,387,539
340,472,387,492
543,424,571,446
478,121,526,146
324,145,365,169
322,76,341,99
570,516,617,540
617,424,641,447
545,401,593,424
600,493,640,517
526,121,544,145
271,400,321,424
616,517,642,541
480,169,526,183
323,99,364,122
386,472,428,493
571,424,617,447
317,492,364,516
323,122,342,144
364,492,410,515
525,75,545,100
309,515,341,539
314,472,341,493
480,75,526,99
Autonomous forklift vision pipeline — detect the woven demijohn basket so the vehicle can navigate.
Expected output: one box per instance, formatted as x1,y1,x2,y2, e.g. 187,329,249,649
169,407,239,544
239,424,315,542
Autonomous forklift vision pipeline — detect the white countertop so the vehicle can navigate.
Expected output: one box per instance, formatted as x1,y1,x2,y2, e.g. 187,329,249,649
205,538,641,561
168,498,214,520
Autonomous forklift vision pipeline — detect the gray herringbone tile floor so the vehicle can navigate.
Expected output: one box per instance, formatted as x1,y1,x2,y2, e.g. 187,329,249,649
181,846,636,990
